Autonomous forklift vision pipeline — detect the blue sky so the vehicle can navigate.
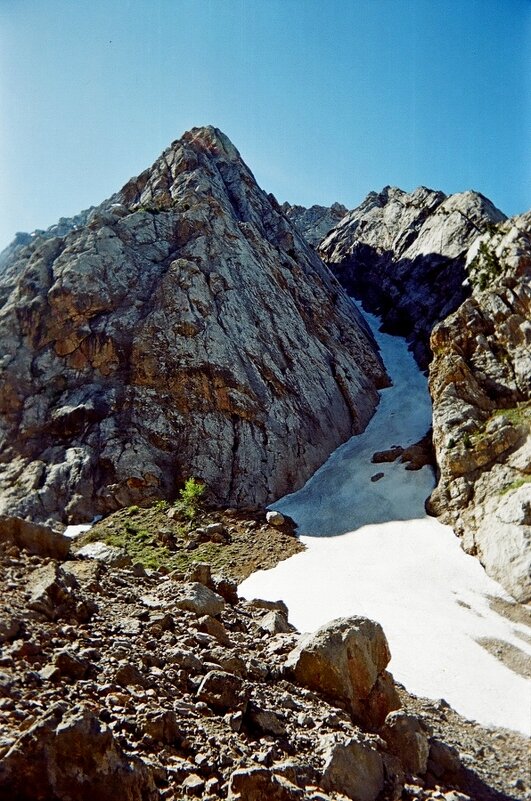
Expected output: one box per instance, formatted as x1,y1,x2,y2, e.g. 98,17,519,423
0,0,529,250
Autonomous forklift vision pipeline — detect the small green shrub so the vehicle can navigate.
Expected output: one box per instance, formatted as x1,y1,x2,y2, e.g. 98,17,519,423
462,433,472,450
176,477,205,520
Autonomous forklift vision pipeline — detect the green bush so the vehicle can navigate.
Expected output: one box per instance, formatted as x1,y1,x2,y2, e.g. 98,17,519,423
176,477,205,520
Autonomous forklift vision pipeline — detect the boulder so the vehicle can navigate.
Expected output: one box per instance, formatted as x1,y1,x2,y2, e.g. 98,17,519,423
228,766,304,800
196,670,247,713
0,703,158,801
175,582,225,616
0,516,70,559
285,616,400,725
382,710,430,776
266,510,285,527
319,735,384,801
75,541,132,567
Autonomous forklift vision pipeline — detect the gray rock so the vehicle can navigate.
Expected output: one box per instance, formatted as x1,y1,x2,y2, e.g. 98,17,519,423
75,541,132,567
382,710,430,776
319,735,384,801
228,766,304,800
285,616,400,726
0,516,70,559
266,510,285,526
319,186,506,367
0,126,386,525
0,703,158,800
176,582,225,616
196,670,247,712
428,212,531,601
281,202,349,248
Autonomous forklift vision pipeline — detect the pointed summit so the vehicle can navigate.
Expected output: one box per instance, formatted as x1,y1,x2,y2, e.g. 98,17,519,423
0,128,387,524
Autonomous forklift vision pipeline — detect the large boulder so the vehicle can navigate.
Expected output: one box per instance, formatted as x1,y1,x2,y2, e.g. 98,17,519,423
0,703,158,801
0,126,387,525
0,516,70,559
285,616,400,726
319,735,384,801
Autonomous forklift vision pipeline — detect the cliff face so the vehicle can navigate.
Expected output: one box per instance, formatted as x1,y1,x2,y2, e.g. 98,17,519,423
281,202,348,248
0,126,387,525
428,213,531,601
319,187,506,366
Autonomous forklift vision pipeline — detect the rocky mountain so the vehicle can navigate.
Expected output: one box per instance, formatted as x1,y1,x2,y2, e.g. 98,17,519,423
0,126,387,526
1,524,528,801
281,202,348,248
428,213,531,602
318,187,506,366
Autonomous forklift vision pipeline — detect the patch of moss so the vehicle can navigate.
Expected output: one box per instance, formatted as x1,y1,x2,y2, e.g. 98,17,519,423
499,475,531,496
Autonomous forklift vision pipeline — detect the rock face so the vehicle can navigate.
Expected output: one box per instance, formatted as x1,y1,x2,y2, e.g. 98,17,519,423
428,212,531,601
319,186,506,366
0,126,387,525
281,202,348,248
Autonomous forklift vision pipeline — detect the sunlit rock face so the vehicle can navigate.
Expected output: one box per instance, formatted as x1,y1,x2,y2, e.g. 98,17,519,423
319,186,506,366
428,212,531,601
0,126,387,525
281,201,348,248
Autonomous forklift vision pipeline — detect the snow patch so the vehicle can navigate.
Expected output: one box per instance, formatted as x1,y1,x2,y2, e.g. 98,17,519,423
240,304,531,735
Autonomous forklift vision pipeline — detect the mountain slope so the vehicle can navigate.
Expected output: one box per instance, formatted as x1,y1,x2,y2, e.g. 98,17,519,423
318,186,506,366
0,126,387,525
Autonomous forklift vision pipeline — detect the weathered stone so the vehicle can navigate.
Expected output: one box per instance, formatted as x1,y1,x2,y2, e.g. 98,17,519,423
228,766,304,800
259,610,294,635
428,212,531,601
0,126,387,525
319,186,506,367
319,735,384,801
196,670,247,712
76,541,132,568
266,510,285,527
0,516,70,559
27,563,95,622
0,616,21,645
383,711,430,776
285,616,397,725
282,202,348,248
245,703,287,737
176,582,225,616
0,703,158,800
53,649,90,680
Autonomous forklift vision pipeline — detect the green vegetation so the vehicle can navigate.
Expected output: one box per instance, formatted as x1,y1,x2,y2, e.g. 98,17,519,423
174,477,206,520
467,241,502,291
499,475,531,496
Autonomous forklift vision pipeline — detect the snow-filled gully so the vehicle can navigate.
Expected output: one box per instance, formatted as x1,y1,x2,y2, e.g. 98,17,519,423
240,304,531,735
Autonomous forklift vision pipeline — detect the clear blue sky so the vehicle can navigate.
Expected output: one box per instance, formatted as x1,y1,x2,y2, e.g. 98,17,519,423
1,0,529,250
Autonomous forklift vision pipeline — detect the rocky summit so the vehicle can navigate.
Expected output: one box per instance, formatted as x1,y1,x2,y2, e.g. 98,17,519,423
0,126,387,526
318,186,506,366
428,212,531,602
281,203,349,248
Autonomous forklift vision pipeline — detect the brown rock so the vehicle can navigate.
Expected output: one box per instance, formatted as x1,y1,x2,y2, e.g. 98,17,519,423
319,735,384,801
382,710,430,777
0,516,70,559
0,703,158,800
196,670,248,712
285,616,398,725
228,766,304,800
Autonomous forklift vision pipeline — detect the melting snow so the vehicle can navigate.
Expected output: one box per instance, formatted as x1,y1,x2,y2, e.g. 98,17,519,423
240,304,531,735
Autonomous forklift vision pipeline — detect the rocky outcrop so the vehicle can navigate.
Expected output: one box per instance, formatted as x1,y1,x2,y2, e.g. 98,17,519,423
0,126,387,525
428,213,531,601
281,202,348,248
319,186,506,366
